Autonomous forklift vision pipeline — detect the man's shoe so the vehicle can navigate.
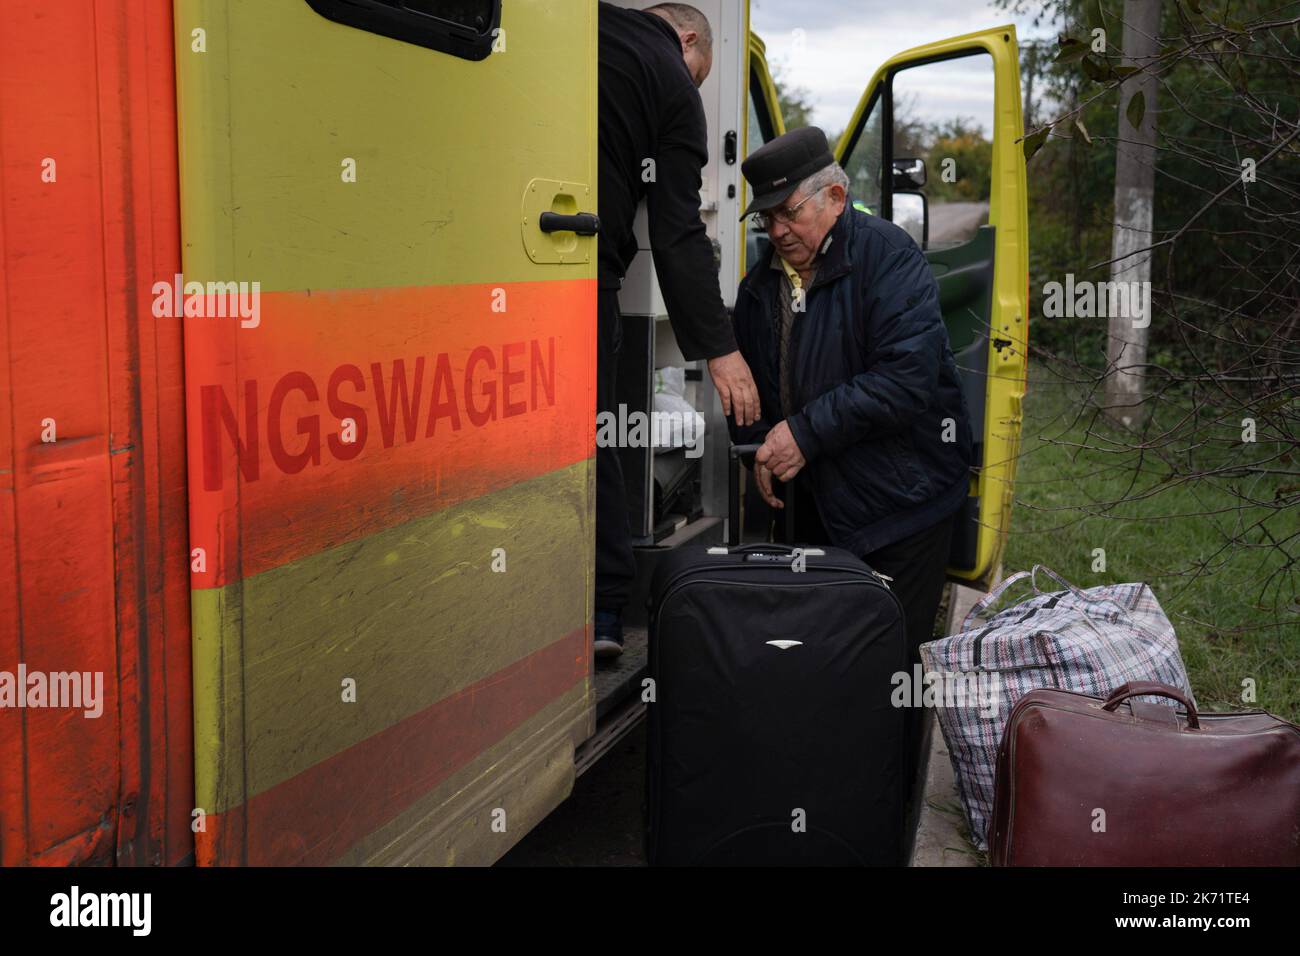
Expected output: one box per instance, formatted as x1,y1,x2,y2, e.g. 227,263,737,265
594,608,624,660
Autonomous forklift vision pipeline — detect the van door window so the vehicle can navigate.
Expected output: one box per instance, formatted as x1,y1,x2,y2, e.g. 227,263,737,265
304,0,501,59
841,92,883,218
890,53,995,250
746,68,777,157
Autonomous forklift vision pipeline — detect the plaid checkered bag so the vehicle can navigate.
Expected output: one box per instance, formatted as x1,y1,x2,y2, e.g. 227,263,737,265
919,566,1195,851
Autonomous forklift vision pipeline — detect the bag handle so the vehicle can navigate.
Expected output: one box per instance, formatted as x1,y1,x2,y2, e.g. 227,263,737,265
1102,681,1200,729
729,543,796,555
1028,565,1091,601
728,443,795,547
728,445,756,547
1031,566,1175,649
961,565,1103,632
960,570,1033,631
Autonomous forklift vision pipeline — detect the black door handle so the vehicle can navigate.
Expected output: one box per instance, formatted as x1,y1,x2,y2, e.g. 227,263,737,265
538,211,600,236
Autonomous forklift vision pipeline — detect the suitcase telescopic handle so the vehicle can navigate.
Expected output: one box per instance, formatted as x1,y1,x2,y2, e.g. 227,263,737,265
1103,682,1200,729
727,443,796,548
729,443,764,461
727,444,760,548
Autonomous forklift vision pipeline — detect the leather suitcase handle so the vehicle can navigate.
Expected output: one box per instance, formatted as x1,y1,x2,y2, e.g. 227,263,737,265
1103,681,1200,729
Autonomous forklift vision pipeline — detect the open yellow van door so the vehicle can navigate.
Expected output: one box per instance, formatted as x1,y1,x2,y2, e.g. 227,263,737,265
836,26,1029,589
745,32,785,158
176,0,596,866
741,31,785,276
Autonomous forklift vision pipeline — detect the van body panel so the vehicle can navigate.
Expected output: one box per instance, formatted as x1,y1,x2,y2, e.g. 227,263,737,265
0,0,194,867
174,0,597,865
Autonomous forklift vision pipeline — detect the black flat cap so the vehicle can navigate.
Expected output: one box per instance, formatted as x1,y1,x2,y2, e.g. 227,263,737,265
740,126,835,219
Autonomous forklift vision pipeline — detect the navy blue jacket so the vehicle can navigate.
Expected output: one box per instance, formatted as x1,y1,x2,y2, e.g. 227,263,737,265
729,205,974,555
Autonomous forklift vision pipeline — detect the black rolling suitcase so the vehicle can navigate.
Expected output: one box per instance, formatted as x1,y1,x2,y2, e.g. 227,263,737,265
645,444,908,866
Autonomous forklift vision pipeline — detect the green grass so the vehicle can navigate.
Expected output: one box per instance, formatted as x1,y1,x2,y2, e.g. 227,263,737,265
1000,369,1299,723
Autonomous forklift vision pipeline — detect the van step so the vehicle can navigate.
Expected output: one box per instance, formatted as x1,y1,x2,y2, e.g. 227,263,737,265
593,626,648,721
576,627,649,778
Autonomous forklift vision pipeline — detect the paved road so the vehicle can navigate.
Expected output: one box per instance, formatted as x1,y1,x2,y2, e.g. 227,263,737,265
928,201,989,245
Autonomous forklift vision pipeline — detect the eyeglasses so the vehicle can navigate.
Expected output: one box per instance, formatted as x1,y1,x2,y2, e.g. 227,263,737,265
749,186,828,231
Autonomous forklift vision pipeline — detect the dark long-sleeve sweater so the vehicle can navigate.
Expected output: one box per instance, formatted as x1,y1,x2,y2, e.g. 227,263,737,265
597,2,736,361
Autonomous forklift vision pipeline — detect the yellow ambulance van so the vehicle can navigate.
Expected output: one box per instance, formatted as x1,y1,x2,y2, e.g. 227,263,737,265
0,0,1025,866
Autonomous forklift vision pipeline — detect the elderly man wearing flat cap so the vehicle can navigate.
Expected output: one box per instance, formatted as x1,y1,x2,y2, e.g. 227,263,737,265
730,126,974,785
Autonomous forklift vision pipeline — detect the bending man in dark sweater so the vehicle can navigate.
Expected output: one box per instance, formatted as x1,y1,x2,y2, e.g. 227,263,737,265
595,2,758,657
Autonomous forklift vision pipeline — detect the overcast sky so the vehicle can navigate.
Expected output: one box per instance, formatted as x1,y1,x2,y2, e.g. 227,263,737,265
750,0,1060,135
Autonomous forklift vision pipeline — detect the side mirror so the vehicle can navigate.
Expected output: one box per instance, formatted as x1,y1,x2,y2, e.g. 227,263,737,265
891,157,927,191
891,191,928,249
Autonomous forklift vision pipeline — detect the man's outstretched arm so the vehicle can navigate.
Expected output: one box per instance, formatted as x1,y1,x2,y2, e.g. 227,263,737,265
647,86,759,426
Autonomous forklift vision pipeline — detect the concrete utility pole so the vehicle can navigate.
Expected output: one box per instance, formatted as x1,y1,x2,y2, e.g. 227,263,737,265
1104,0,1161,428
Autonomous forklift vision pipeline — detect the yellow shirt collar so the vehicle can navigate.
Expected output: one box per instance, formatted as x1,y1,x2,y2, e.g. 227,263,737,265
778,254,803,290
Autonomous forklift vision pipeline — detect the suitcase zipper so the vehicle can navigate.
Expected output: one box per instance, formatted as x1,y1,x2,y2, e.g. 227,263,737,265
657,560,890,607
662,577,879,601
653,571,901,633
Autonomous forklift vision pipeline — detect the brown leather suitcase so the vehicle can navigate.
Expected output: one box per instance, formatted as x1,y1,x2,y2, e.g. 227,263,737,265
990,681,1300,866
